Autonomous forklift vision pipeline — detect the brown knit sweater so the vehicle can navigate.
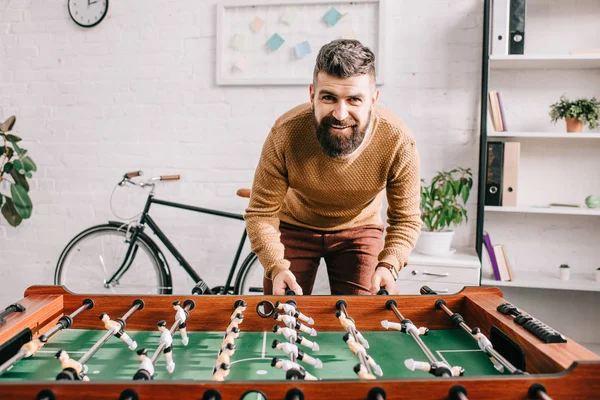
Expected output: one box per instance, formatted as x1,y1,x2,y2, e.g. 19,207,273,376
245,103,422,280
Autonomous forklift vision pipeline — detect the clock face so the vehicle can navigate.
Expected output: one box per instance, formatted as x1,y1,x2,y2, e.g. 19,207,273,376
68,0,109,28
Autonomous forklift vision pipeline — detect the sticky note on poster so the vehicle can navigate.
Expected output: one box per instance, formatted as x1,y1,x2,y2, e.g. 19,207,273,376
233,56,248,72
323,7,342,26
295,41,311,58
281,9,297,26
266,33,285,51
230,34,245,50
249,16,265,33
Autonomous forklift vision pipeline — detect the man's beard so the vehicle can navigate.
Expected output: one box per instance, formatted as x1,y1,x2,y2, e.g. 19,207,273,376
314,112,369,158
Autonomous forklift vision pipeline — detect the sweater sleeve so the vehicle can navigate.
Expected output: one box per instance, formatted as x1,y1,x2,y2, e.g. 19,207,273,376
244,128,291,280
378,135,422,272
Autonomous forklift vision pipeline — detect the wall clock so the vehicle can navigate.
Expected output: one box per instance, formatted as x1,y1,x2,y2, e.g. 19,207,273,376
68,0,108,28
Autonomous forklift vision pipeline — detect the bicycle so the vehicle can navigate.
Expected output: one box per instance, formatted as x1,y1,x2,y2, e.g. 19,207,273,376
54,171,264,295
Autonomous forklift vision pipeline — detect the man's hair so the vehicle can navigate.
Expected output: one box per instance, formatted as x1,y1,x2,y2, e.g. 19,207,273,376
313,39,376,85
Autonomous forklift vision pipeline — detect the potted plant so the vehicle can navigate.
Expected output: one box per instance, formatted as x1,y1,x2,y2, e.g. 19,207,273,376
559,264,570,281
0,116,37,227
415,167,473,256
549,96,600,133
596,267,600,283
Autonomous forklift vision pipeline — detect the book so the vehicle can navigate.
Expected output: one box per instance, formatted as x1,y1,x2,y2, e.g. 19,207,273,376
501,245,516,280
496,92,508,131
493,244,512,281
483,232,501,280
488,91,503,131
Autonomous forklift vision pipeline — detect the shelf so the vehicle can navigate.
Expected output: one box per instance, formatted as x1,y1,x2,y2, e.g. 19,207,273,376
489,54,600,70
481,270,600,292
408,248,480,269
485,205,600,216
488,132,600,139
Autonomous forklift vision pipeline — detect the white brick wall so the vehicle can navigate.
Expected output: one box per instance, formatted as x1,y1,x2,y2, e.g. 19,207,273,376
0,0,485,304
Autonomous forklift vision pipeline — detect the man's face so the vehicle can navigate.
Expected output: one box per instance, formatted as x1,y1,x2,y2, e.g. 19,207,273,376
310,72,379,158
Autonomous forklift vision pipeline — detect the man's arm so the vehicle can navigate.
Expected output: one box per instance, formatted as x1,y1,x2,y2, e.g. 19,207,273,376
244,128,291,280
378,136,422,272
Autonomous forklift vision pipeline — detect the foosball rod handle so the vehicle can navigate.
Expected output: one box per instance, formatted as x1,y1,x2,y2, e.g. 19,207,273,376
448,385,468,400
285,388,305,400
529,383,553,400
367,386,386,400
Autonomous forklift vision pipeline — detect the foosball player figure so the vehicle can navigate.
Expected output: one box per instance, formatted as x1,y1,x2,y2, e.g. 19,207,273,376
343,333,382,376
404,358,464,377
271,357,319,380
273,325,320,351
133,348,154,380
227,313,244,332
353,363,376,380
211,363,230,381
275,300,315,325
222,327,240,348
215,343,235,366
172,300,189,346
271,340,323,368
99,312,138,350
336,311,369,349
273,312,317,337
230,300,247,320
55,349,89,381
157,320,176,373
381,319,429,336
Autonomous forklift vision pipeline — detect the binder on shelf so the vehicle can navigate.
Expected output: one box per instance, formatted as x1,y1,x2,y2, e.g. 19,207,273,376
491,0,510,56
502,142,520,207
485,141,504,206
483,232,501,281
509,0,526,54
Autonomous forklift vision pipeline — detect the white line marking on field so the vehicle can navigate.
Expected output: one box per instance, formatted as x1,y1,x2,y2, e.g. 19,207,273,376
436,349,482,365
230,357,266,365
261,331,267,358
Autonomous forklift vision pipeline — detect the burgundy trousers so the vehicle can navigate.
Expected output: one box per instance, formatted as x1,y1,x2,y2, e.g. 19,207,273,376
263,222,385,295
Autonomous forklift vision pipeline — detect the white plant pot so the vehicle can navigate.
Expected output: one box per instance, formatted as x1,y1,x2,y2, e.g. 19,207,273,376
596,270,600,282
414,230,455,256
559,268,570,281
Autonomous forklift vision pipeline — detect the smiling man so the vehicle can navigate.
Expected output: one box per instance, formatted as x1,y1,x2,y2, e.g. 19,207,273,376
245,39,422,296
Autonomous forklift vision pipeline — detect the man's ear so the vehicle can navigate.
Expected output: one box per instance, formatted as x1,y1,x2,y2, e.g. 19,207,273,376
371,89,380,106
309,84,315,103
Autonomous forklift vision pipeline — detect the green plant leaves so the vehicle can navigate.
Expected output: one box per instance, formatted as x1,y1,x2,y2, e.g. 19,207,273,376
10,169,29,192
23,156,37,172
1,197,23,227
549,96,600,129
10,183,32,219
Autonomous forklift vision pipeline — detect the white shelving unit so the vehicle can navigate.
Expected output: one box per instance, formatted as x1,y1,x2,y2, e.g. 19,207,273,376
481,271,599,292
490,54,600,70
488,132,600,139
485,205,600,216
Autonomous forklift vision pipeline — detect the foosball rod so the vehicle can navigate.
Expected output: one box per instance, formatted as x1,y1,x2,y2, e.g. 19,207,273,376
529,383,553,400
335,301,373,376
0,303,26,326
385,300,438,365
435,299,520,374
150,300,194,365
78,299,144,366
0,299,94,376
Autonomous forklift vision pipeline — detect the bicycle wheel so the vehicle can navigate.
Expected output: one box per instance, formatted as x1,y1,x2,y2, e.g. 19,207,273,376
55,224,170,294
235,252,266,295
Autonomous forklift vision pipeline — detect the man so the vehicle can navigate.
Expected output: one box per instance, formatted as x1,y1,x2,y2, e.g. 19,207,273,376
245,39,421,296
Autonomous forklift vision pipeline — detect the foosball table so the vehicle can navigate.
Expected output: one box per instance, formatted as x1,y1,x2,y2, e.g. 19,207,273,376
0,285,598,400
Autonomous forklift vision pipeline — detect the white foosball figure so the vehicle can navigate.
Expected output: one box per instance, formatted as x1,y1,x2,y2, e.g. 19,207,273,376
343,333,382,376
274,313,317,336
353,363,376,380
272,325,321,351
55,349,89,381
227,313,244,332
404,358,464,377
275,301,315,325
271,340,323,368
336,311,369,348
172,300,189,346
157,320,176,373
380,319,429,336
230,300,247,320
221,327,240,348
100,313,138,350
134,348,155,380
271,358,319,380
215,343,235,366
212,363,230,381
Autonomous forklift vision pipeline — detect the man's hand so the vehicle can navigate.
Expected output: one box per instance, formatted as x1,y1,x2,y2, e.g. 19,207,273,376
272,270,304,295
371,265,399,295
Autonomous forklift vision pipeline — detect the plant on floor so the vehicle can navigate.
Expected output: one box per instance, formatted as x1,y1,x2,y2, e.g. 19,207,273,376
420,167,473,232
549,96,600,130
0,116,37,227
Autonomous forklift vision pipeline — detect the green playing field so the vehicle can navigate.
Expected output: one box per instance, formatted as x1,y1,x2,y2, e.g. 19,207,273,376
0,328,504,381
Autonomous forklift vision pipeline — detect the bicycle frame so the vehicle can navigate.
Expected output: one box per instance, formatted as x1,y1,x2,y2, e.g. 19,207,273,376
104,192,247,295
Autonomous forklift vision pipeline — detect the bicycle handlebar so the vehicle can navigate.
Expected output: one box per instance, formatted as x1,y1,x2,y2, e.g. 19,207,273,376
125,170,143,179
160,175,180,181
